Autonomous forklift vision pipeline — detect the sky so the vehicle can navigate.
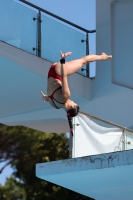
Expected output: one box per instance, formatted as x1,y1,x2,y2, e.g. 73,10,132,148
20,0,96,30
0,0,96,186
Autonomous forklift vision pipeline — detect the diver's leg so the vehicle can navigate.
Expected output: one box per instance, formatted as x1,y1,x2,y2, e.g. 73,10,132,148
55,52,112,76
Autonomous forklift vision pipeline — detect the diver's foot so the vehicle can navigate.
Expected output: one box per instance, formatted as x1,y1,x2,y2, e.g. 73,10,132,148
100,52,112,60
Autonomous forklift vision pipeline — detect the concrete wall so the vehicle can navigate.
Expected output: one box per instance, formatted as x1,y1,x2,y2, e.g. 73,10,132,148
111,0,133,89
80,0,133,129
0,41,91,133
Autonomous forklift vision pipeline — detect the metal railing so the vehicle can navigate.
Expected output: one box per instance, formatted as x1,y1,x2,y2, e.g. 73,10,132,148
69,111,133,158
79,111,133,151
19,0,96,77
79,111,133,134
0,0,96,77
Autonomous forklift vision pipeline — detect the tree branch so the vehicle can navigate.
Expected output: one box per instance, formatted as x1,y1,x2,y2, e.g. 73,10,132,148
0,160,12,174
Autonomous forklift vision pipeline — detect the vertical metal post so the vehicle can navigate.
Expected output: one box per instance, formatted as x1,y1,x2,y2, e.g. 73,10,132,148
37,10,41,57
69,132,73,158
86,32,89,78
69,118,73,158
122,129,125,150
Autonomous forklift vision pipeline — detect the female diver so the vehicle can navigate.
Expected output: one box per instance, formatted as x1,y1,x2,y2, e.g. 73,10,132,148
41,51,112,134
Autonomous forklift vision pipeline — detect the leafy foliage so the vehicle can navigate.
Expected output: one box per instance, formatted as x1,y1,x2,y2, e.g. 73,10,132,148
0,124,93,200
0,176,26,200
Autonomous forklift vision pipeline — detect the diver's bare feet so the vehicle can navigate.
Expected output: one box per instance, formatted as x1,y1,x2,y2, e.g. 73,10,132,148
100,52,112,60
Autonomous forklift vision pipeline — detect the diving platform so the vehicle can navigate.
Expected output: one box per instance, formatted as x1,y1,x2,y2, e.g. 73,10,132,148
36,150,133,200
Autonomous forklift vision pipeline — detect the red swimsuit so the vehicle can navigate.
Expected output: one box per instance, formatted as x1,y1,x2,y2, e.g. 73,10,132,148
48,64,62,81
48,64,65,109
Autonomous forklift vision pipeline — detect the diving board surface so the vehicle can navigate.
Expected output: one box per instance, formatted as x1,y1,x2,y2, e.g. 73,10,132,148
36,150,133,200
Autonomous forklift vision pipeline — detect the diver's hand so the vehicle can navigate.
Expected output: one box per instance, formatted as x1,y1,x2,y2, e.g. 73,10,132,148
40,91,48,102
60,51,72,59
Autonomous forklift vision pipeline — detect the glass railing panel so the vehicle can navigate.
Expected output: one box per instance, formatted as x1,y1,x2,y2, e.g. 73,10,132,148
125,131,133,150
87,117,122,152
41,14,86,76
73,114,123,158
0,0,37,55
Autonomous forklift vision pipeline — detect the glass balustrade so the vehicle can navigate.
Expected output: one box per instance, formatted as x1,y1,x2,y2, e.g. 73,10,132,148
71,112,133,158
125,131,133,150
87,116,133,151
0,0,94,77
41,14,86,76
0,0,37,55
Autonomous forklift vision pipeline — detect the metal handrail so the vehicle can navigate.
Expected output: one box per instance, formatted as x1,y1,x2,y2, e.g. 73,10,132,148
19,0,96,33
19,0,96,78
79,111,133,134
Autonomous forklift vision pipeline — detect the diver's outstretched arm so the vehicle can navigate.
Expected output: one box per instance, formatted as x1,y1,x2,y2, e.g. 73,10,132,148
60,51,72,99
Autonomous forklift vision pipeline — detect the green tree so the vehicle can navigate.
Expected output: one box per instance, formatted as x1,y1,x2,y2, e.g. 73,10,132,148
0,124,93,200
0,176,26,200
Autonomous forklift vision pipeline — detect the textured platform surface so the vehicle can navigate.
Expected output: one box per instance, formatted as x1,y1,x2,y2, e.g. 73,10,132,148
36,150,133,200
